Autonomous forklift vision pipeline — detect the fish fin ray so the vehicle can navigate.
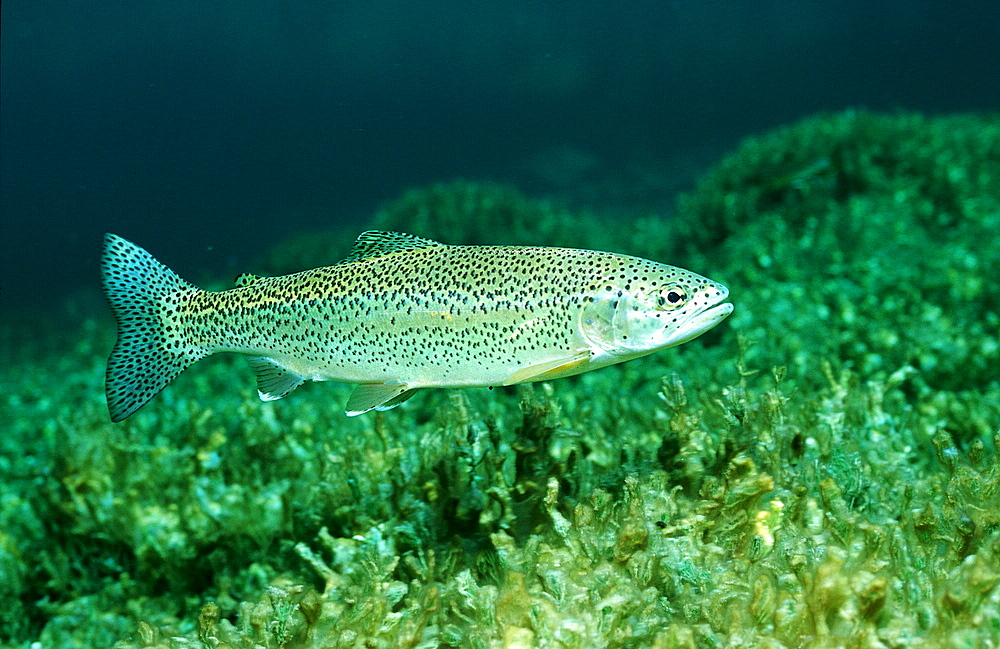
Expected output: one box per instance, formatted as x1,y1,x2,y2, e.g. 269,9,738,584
375,388,419,411
101,233,207,422
247,357,306,401
345,382,414,416
339,231,446,264
500,350,592,386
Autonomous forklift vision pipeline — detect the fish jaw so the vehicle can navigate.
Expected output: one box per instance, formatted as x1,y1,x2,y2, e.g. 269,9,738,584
659,299,734,348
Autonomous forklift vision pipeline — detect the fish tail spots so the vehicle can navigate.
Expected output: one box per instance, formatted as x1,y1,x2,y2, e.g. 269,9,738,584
101,233,208,422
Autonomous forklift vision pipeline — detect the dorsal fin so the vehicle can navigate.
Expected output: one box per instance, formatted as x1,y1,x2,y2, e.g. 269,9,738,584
339,230,446,264
234,272,266,288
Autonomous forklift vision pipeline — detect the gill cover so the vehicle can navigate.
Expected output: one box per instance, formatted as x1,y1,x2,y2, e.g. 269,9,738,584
579,282,692,354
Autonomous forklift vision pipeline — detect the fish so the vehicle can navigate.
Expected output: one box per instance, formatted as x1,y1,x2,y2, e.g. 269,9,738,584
101,230,733,421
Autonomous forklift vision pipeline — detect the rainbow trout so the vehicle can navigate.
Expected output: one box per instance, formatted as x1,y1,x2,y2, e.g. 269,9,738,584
102,231,732,421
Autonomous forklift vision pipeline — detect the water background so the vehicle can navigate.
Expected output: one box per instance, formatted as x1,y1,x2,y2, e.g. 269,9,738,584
2,0,998,314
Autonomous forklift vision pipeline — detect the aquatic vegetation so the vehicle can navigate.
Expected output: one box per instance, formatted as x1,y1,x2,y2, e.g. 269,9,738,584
676,110,1000,250
370,180,605,248
1,110,997,647
675,110,1000,414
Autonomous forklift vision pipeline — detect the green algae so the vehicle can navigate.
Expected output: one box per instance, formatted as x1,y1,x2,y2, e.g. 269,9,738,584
673,110,1000,398
1,109,998,647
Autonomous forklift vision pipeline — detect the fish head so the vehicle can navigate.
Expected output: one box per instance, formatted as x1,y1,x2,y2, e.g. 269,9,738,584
579,263,733,358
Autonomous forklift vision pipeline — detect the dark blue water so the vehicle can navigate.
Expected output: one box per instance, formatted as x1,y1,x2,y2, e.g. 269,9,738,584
2,0,998,313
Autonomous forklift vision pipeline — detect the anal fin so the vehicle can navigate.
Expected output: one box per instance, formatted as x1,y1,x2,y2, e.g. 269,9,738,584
247,356,306,401
346,381,416,416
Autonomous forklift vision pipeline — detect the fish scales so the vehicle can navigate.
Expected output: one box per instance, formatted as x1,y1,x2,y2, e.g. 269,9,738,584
101,230,733,421
184,247,630,381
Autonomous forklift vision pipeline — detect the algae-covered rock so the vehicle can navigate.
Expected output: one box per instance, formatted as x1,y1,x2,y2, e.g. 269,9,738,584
672,110,1000,400
675,110,1000,250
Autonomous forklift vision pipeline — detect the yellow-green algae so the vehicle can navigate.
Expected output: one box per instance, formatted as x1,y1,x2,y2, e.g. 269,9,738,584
1,110,998,648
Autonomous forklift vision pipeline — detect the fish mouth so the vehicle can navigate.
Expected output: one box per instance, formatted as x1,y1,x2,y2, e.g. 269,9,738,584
692,301,734,330
665,300,734,347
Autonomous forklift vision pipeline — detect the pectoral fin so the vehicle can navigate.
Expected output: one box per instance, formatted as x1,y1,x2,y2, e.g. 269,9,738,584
501,351,591,386
346,381,416,416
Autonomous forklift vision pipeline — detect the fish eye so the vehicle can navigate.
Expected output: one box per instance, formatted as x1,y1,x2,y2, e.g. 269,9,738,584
655,285,687,310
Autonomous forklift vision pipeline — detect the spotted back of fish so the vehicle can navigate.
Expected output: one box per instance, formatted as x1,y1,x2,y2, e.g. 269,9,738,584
102,231,732,420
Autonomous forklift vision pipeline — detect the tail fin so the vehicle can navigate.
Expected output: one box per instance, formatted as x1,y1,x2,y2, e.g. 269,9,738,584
101,234,208,422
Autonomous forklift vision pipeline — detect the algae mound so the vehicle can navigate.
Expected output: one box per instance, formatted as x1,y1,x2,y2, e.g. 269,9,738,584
678,110,1000,397
1,110,998,648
